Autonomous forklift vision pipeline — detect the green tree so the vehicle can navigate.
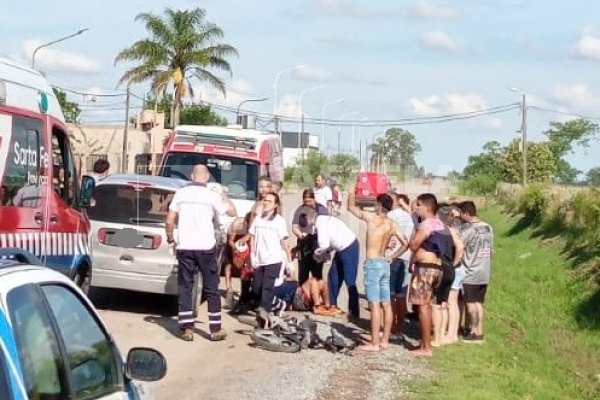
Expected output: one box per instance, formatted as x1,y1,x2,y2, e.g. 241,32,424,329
543,119,598,183
586,167,600,186
369,128,421,167
53,88,81,123
115,7,238,127
462,140,502,179
329,153,359,182
180,104,227,126
501,139,557,183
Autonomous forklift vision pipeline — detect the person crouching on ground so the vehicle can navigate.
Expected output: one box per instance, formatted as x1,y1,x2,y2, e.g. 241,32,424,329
249,192,293,328
223,213,252,309
303,206,360,318
273,271,335,316
348,191,409,352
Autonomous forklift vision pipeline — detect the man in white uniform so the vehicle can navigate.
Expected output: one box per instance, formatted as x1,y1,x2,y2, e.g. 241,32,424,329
166,164,237,342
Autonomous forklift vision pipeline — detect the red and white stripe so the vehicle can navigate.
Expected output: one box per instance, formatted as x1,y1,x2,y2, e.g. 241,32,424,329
0,232,89,257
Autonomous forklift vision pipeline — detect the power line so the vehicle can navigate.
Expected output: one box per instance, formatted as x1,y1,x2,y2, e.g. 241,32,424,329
529,105,600,121
205,100,520,125
52,85,126,98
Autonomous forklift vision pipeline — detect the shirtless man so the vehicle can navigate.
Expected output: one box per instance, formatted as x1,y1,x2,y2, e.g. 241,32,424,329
408,193,447,357
348,190,408,351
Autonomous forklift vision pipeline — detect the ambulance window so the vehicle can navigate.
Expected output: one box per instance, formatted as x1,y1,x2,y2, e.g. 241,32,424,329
51,129,78,206
1,116,43,208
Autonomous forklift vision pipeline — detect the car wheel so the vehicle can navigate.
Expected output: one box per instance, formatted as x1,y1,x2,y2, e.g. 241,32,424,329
191,274,203,318
73,264,92,295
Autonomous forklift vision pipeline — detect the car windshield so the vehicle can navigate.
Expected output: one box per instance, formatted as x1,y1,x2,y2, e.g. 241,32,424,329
160,152,258,200
87,184,174,225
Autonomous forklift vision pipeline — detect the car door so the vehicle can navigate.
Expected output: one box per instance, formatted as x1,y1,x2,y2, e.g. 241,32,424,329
6,283,129,399
0,113,46,254
0,309,28,400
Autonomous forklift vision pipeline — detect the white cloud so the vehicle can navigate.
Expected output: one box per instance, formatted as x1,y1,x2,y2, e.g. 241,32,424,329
420,31,460,52
293,64,331,82
314,0,370,18
22,39,100,73
551,82,600,112
410,0,459,20
275,94,302,118
573,26,600,60
409,92,502,129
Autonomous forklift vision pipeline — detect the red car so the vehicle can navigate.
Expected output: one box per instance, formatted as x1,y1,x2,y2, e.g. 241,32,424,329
354,172,392,207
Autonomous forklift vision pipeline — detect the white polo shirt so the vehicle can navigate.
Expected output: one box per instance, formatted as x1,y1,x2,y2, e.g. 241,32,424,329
249,214,288,266
169,184,229,250
313,185,332,208
315,215,356,252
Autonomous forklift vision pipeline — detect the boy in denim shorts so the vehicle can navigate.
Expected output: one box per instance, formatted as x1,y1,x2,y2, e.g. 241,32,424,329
348,191,408,352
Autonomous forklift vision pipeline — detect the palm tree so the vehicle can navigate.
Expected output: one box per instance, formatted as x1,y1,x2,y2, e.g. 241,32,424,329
115,7,238,127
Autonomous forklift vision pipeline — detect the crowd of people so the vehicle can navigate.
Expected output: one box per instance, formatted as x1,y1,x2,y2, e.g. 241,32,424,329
167,165,494,358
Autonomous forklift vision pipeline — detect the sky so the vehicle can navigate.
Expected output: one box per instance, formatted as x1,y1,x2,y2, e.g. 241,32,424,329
3,0,600,177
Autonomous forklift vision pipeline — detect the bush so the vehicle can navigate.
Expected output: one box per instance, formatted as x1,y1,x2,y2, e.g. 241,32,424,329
518,184,546,221
458,174,499,196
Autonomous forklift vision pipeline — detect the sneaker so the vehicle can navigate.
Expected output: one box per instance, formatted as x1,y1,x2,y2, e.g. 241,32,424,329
209,328,227,341
313,305,336,316
225,289,235,309
327,305,345,316
462,333,484,343
180,328,194,342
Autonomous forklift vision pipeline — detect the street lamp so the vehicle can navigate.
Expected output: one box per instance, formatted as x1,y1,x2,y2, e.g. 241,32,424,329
320,98,345,154
337,110,360,154
31,28,89,69
272,64,306,117
509,87,528,185
236,97,268,126
298,84,327,161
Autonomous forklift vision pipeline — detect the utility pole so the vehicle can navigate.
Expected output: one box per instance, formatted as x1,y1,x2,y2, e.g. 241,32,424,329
122,86,130,173
521,94,528,185
337,128,341,154
359,140,362,171
300,113,305,163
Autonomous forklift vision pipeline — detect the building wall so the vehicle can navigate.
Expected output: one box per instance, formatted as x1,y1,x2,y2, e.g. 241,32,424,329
67,111,171,176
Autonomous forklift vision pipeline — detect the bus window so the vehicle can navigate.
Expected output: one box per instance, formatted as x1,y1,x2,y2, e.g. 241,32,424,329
1,116,44,208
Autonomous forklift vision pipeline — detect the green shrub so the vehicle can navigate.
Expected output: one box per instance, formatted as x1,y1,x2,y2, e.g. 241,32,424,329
458,174,498,196
518,184,546,221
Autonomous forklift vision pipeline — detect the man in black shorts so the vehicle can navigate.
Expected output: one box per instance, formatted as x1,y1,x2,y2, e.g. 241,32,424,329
458,201,493,342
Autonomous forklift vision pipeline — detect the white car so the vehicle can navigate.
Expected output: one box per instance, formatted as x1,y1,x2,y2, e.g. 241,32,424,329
85,175,205,315
0,248,166,400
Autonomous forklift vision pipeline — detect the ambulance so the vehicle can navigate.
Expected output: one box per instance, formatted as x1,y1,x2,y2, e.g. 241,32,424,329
0,56,92,291
158,124,284,218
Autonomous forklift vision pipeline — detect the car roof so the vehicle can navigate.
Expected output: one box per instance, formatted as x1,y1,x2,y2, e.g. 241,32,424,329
96,174,189,191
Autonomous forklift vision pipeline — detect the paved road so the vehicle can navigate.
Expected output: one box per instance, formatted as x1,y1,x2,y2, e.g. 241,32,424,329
92,180,452,399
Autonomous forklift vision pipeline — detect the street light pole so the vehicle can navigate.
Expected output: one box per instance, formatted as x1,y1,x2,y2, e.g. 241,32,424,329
337,110,359,154
31,28,89,69
236,97,268,125
320,98,344,154
520,93,528,185
122,85,130,173
297,84,327,162
272,64,305,132
510,88,528,185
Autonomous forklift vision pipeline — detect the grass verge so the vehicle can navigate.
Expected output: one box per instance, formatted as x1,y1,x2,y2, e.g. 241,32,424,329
407,204,600,400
